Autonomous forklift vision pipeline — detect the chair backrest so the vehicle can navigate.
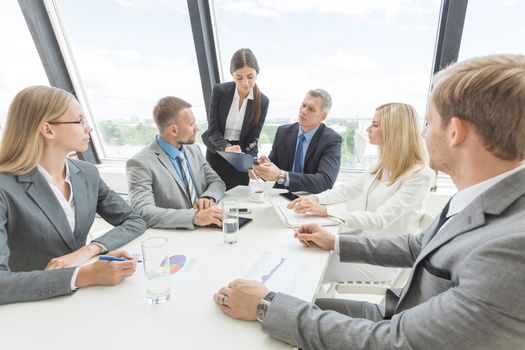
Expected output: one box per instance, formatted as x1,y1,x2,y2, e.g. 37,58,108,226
418,213,434,231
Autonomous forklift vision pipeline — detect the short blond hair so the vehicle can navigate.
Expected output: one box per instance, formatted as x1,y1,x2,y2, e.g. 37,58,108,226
432,54,525,160
371,103,428,184
0,86,72,175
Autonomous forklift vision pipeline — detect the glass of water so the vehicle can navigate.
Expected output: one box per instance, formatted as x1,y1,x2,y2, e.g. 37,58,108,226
222,199,239,245
141,237,171,304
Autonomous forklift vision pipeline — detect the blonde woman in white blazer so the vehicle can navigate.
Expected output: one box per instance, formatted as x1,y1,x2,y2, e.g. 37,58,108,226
289,102,433,282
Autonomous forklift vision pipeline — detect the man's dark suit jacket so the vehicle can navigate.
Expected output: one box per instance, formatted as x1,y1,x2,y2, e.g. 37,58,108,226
270,122,341,194
202,81,269,156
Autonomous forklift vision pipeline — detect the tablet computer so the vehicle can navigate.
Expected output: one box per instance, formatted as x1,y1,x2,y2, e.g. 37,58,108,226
205,217,253,230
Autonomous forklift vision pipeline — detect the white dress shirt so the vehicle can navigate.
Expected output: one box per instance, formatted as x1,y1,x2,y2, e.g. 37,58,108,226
224,87,253,141
37,162,79,290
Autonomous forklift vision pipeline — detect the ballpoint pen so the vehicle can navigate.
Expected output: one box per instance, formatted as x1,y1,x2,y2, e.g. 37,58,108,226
98,255,128,262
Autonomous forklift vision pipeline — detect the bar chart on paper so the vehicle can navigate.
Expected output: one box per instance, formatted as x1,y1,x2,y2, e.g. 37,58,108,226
244,251,306,295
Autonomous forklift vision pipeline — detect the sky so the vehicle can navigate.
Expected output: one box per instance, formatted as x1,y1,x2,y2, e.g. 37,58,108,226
1,0,524,151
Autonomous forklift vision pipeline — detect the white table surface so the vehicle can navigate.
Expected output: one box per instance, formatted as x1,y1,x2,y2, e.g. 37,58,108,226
0,186,331,349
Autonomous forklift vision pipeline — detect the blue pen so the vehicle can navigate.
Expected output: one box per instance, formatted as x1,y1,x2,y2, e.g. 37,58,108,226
98,255,128,262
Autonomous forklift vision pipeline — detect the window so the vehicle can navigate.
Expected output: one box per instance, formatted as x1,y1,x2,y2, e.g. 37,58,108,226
459,0,525,60
0,2,49,137
213,0,440,168
52,0,205,160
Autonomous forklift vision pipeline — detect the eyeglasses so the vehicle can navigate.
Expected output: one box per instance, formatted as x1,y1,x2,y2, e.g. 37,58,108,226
48,118,89,128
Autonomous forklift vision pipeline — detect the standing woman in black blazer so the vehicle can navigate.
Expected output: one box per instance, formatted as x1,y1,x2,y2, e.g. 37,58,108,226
202,48,269,190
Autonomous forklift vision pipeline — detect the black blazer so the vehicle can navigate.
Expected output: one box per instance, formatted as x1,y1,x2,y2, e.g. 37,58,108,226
202,81,269,156
269,122,342,194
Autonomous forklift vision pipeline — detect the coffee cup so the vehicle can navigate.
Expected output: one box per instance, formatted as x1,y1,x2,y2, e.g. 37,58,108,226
250,189,265,202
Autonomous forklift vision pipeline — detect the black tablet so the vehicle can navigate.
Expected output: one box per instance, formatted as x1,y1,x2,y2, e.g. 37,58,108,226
279,192,300,201
205,217,253,230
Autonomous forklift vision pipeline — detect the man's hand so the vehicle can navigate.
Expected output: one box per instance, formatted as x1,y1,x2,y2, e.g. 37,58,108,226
295,223,335,250
287,196,327,216
45,243,103,270
194,206,223,227
214,279,269,321
194,197,215,210
253,162,282,182
74,251,137,288
225,145,241,152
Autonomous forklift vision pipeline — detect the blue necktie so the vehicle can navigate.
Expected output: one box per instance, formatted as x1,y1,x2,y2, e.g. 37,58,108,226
293,134,306,173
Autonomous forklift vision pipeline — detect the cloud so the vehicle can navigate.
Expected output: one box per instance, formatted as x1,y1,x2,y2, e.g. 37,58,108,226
310,53,378,71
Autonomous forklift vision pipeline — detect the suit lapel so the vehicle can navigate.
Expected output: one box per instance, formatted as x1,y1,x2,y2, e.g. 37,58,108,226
303,124,325,169
284,124,299,171
19,168,77,251
151,142,190,203
69,160,90,248
219,83,236,133
362,171,381,211
185,147,202,196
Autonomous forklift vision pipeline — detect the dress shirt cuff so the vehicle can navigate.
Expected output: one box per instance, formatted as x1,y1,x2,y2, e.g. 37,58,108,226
334,233,341,256
284,173,290,187
71,267,81,291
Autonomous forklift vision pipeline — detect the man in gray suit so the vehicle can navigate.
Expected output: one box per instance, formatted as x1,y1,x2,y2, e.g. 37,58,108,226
213,54,525,349
127,96,226,229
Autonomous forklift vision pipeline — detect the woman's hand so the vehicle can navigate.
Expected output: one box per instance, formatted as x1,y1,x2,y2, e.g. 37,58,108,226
75,251,137,288
287,196,327,216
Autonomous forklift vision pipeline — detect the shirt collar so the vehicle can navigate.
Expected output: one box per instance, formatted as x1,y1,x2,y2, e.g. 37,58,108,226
448,162,525,217
156,135,184,160
298,125,320,143
233,87,254,101
37,160,71,183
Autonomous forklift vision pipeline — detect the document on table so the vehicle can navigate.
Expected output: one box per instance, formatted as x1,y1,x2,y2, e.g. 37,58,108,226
125,251,200,285
274,203,340,227
242,251,306,295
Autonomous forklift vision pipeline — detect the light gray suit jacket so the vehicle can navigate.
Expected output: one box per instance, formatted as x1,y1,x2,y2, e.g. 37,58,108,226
0,159,146,305
126,141,226,229
262,168,525,349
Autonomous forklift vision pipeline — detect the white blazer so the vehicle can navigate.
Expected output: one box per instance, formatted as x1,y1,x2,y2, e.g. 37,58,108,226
317,166,434,236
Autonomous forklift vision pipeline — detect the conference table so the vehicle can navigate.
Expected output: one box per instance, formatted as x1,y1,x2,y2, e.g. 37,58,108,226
0,186,333,349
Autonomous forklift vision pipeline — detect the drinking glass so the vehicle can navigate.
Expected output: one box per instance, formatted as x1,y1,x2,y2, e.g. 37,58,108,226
141,237,171,304
222,199,239,245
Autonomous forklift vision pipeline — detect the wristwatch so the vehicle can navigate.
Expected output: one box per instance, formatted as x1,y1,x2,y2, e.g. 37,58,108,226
256,291,276,323
276,171,287,185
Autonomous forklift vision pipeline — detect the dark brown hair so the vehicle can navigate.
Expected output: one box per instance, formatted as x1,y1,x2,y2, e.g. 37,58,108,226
230,48,262,124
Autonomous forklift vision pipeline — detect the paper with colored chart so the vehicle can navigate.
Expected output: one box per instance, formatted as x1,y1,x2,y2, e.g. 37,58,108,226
126,252,198,285
242,251,306,295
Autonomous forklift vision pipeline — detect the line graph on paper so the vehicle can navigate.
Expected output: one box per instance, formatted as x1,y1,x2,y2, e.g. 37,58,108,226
244,252,306,294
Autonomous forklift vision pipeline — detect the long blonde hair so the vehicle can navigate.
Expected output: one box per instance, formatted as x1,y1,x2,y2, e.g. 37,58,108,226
371,103,428,184
0,85,72,175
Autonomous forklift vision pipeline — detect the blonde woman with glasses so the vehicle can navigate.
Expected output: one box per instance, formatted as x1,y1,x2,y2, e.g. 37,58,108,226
0,85,146,305
288,103,433,283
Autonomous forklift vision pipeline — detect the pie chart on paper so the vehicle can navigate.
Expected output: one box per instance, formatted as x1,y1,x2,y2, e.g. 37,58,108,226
168,255,187,274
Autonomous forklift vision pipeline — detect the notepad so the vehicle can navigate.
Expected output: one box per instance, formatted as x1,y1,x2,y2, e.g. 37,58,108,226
274,203,340,227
